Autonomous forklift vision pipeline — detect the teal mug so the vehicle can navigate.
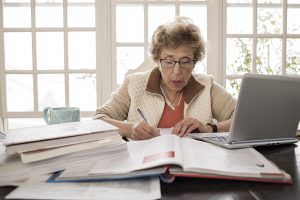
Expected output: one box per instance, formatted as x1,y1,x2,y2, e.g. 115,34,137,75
43,107,80,125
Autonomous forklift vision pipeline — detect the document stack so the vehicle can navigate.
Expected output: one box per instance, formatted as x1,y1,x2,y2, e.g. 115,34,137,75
0,124,294,200
4,120,123,163
0,120,127,186
1,120,162,199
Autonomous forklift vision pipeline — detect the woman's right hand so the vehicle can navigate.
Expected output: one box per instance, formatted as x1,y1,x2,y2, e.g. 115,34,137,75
129,121,160,140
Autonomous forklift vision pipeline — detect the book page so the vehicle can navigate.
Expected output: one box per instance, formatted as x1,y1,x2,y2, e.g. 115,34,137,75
89,135,183,175
181,139,283,177
159,128,172,135
5,175,161,200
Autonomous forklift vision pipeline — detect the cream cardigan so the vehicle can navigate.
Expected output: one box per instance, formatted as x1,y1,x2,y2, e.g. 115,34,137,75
94,67,236,127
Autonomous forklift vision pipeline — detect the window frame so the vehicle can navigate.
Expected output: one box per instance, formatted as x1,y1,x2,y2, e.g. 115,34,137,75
0,0,111,131
2,0,299,132
0,0,223,131
111,0,224,87
223,0,300,91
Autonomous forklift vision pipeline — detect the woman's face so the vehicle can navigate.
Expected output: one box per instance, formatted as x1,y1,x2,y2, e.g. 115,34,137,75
159,45,194,93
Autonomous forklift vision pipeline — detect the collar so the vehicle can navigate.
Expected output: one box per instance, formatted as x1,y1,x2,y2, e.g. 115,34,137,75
145,67,205,104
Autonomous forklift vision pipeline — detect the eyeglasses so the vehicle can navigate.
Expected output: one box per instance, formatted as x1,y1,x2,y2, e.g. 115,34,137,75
159,58,197,69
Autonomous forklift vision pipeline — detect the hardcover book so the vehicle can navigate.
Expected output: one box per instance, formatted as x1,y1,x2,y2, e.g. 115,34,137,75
53,135,292,184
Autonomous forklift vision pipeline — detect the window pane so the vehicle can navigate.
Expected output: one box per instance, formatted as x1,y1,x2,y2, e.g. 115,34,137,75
257,0,281,3
69,74,96,111
287,8,300,34
68,32,96,69
226,78,242,99
68,3,95,27
227,38,252,75
4,0,30,2
227,0,252,3
36,0,63,27
36,32,64,70
117,47,144,85
38,74,65,111
256,38,282,75
6,75,34,112
181,0,207,1
286,39,300,75
36,0,62,2
288,0,300,3
257,8,282,34
116,5,144,43
180,5,207,40
4,32,32,70
148,5,175,42
227,7,253,34
68,0,94,2
194,58,207,74
3,4,31,28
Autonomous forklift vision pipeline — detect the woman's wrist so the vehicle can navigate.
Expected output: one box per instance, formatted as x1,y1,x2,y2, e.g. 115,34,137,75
197,122,212,133
119,121,133,138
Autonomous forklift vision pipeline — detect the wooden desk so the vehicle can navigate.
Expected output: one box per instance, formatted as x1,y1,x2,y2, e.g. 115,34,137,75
1,141,299,200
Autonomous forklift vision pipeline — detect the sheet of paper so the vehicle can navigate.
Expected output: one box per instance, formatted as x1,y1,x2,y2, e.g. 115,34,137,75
159,128,172,135
90,135,183,175
5,175,161,200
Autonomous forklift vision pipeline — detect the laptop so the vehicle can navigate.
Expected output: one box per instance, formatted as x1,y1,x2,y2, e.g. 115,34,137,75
191,73,300,149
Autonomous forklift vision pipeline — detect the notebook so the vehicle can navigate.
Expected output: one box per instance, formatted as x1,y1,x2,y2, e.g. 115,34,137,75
191,73,300,149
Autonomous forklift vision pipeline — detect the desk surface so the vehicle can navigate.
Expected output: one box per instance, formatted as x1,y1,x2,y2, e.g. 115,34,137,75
1,141,299,200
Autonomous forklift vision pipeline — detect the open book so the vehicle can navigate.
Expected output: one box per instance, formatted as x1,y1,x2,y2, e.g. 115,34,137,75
53,135,292,184
4,120,119,154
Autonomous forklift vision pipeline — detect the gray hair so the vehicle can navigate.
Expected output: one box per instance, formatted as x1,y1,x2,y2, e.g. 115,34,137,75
150,16,206,62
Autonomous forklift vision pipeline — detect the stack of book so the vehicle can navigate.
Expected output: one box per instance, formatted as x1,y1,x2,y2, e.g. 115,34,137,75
1,120,127,186
4,120,124,163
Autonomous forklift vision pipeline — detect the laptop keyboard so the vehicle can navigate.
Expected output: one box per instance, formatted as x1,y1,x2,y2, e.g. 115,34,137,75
202,135,229,143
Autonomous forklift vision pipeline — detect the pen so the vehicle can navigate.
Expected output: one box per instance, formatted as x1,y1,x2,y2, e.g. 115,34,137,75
136,108,149,124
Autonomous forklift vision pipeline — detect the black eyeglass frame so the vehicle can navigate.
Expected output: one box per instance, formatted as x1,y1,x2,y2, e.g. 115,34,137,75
159,58,198,69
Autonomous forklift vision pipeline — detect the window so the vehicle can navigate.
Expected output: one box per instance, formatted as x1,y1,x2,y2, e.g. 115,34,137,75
0,0,98,130
225,0,300,97
1,0,299,131
113,0,208,88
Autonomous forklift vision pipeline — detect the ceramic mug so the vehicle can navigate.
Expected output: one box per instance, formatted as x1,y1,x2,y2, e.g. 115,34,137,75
43,107,80,125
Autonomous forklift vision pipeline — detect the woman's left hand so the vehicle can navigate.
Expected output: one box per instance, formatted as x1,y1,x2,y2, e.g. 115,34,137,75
171,117,201,137
172,117,213,137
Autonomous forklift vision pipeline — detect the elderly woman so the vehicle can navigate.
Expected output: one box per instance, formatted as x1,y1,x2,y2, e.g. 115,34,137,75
94,16,236,140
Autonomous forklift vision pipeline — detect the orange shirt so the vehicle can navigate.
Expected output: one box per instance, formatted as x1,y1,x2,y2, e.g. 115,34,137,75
157,97,184,128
